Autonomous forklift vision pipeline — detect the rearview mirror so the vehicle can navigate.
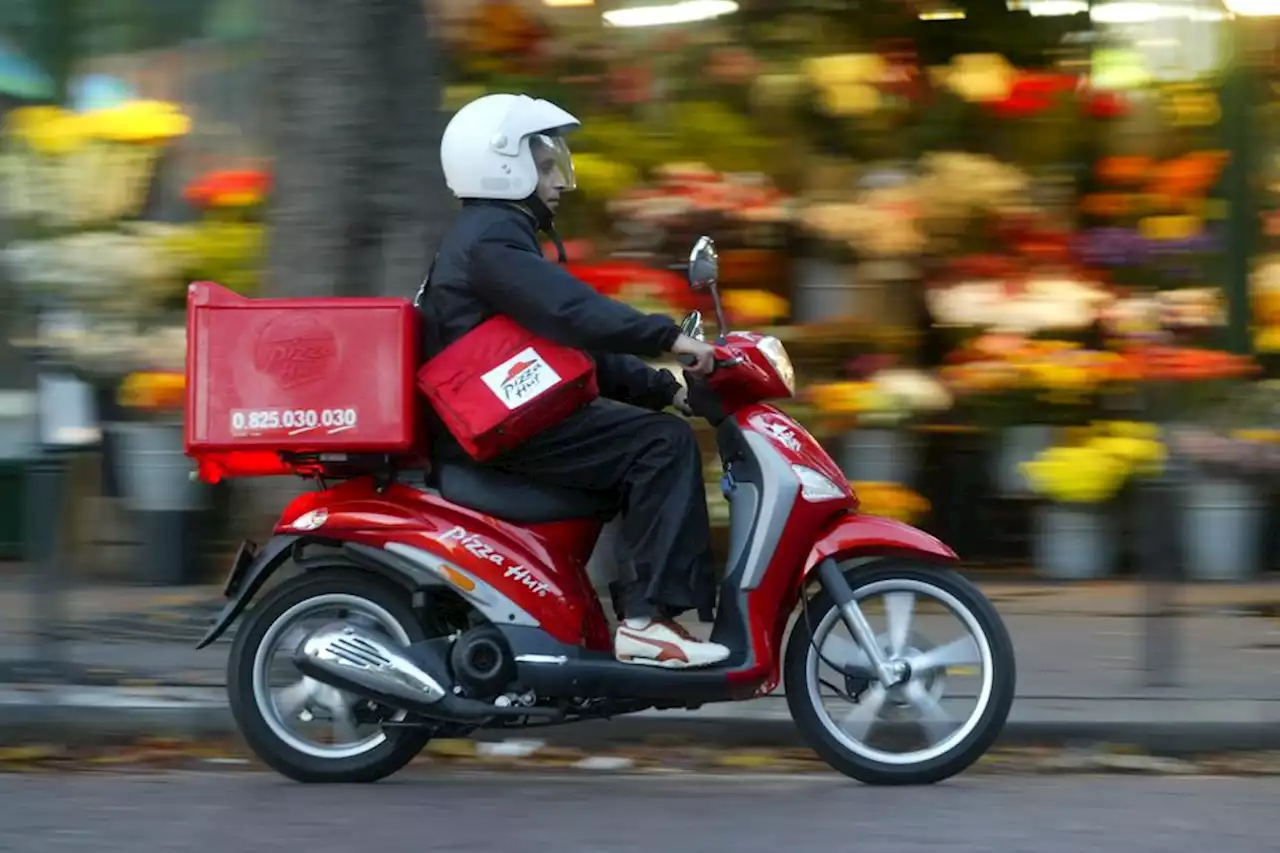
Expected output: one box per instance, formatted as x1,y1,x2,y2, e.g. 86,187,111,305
687,236,719,291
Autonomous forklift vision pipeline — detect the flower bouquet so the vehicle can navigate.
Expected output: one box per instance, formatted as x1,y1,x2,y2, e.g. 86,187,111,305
1250,253,1280,354
808,362,952,484
942,334,1138,496
940,335,1133,430
609,162,792,251
117,370,185,423
1021,420,1166,504
1163,381,1275,580
1019,420,1165,579
1166,381,1280,482
1076,150,1229,293
808,366,953,431
851,482,931,525
1113,344,1257,422
926,272,1112,338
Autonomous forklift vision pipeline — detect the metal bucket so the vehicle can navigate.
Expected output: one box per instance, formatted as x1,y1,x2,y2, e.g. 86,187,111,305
791,258,855,324
840,428,918,485
993,424,1055,498
112,421,210,585
1031,502,1117,580
112,421,208,512
1181,477,1265,581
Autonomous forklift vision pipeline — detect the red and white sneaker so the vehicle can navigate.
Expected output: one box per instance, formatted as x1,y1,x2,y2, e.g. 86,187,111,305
614,618,730,669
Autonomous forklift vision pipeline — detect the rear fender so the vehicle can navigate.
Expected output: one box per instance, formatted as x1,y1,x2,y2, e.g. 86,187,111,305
801,513,958,585
194,535,438,649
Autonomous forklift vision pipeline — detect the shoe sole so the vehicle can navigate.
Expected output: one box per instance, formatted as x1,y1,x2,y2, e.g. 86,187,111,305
615,654,729,670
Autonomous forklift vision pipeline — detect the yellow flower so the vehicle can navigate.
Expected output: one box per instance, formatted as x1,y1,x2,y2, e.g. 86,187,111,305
851,481,931,523
810,381,877,415
725,289,789,324
1139,215,1202,242
930,54,1017,104
3,101,189,155
1231,428,1280,444
5,106,88,154
571,153,639,202
821,83,881,117
118,371,186,411
1020,430,1166,504
1256,326,1280,353
87,101,190,142
803,54,888,87
1096,420,1159,441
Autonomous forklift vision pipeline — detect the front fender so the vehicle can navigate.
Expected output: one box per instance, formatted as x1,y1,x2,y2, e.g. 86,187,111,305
802,513,958,577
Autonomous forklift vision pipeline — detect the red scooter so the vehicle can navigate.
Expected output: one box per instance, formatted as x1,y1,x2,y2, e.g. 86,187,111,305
195,236,1015,785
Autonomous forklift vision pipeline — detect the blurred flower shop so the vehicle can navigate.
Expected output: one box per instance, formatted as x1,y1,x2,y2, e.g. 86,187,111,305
5,0,1280,583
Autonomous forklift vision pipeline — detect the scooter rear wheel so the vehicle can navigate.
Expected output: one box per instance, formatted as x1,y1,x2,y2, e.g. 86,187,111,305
227,569,435,783
783,560,1015,785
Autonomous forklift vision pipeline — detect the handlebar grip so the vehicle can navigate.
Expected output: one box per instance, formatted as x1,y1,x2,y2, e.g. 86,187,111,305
676,354,697,368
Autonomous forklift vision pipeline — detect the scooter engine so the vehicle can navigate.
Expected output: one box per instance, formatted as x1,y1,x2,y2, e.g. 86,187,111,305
449,624,516,698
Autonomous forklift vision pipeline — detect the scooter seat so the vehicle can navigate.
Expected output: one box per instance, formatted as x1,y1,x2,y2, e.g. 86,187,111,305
433,461,621,524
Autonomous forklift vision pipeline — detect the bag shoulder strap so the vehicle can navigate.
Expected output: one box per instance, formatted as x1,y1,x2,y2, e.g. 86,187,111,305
413,252,439,308
415,251,443,360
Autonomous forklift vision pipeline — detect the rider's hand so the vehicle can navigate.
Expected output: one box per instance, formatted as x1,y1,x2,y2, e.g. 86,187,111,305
670,333,716,377
671,386,694,417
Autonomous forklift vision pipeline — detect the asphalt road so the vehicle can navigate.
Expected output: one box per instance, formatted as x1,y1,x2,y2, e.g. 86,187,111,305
0,770,1275,852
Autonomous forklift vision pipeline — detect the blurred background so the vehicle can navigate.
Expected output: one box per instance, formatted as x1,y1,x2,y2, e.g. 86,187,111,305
0,0,1276,702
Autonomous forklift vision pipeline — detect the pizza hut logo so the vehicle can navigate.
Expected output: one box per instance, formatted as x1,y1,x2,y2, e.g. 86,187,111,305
254,315,338,389
482,347,562,410
505,359,537,385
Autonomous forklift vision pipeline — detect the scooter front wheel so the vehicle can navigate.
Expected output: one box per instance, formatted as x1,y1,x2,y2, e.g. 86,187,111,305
783,560,1015,785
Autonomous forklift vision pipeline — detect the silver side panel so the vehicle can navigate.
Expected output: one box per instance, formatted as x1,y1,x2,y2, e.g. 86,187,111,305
739,431,801,591
384,542,541,627
724,482,760,577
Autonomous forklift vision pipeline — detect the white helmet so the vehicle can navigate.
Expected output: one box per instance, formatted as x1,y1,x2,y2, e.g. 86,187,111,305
440,93,580,201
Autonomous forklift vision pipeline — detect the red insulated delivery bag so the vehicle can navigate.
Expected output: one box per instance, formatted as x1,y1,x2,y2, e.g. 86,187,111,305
416,315,598,462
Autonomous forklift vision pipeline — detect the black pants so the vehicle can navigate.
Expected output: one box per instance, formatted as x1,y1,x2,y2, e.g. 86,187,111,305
488,399,716,622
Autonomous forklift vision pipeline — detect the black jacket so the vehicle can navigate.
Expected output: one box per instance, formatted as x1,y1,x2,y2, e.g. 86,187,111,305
418,201,683,411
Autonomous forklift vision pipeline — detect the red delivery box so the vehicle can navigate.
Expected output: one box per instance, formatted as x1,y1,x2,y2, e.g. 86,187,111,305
184,281,421,469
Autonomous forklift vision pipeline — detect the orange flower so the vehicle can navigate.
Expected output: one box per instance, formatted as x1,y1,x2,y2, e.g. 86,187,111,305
1096,156,1153,184
118,371,185,411
1146,151,1229,204
1080,193,1131,218
1118,345,1256,382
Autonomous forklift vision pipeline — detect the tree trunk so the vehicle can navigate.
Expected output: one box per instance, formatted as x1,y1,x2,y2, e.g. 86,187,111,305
234,0,452,541
263,0,451,299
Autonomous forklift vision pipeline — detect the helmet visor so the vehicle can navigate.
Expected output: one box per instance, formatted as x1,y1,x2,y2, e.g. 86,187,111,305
530,134,577,192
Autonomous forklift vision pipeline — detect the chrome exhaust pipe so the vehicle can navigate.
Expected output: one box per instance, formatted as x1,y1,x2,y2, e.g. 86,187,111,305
293,623,447,710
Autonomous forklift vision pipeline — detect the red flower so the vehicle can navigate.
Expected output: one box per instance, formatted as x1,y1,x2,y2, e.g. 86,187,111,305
1085,90,1129,120
985,72,1076,119
185,169,272,209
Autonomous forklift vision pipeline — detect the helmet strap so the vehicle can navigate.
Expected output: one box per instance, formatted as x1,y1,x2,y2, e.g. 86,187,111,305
522,195,567,265
545,224,568,265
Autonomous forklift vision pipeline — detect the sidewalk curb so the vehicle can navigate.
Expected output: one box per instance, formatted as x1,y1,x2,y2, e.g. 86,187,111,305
2,700,1278,756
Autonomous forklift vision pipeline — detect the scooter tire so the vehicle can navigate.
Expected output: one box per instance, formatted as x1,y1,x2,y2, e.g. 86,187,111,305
783,561,1016,786
227,569,434,783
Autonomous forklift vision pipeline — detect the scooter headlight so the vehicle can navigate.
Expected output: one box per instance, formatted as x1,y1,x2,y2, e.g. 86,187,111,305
757,336,795,395
792,465,848,502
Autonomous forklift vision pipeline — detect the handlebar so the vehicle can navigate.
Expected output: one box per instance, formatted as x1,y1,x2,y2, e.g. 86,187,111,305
676,354,743,370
